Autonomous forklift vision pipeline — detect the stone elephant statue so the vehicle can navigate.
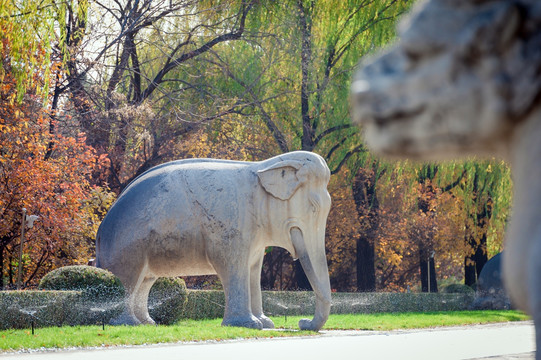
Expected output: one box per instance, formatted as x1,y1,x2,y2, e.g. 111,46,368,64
95,151,332,331
351,0,541,357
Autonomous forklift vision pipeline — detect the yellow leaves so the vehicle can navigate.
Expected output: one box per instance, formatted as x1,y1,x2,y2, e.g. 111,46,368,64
0,2,56,99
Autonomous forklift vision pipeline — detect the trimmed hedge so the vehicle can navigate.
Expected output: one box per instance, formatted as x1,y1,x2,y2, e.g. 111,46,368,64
180,290,225,320
38,265,125,325
177,290,476,320
0,290,80,329
38,266,188,325
327,292,475,314
0,289,476,329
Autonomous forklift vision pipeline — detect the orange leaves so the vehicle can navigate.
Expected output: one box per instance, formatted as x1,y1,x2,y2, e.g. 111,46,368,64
324,172,362,290
322,161,480,292
0,52,112,287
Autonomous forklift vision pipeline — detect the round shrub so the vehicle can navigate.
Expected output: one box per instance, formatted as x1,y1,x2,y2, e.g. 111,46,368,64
442,283,475,294
39,267,188,325
39,265,126,325
38,265,125,302
148,277,188,325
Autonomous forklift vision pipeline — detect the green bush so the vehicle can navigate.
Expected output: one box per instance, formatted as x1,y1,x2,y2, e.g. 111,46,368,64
38,265,124,302
38,266,125,325
442,284,475,294
39,266,189,325
148,277,188,325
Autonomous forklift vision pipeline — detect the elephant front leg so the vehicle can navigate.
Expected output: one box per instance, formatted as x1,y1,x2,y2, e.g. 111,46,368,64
220,268,263,330
250,252,274,329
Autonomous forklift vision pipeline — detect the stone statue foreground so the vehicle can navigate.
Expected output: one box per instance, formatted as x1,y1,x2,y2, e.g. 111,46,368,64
351,0,541,357
96,151,331,331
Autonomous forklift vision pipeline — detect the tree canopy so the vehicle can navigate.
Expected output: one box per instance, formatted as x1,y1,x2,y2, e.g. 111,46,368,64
0,0,512,291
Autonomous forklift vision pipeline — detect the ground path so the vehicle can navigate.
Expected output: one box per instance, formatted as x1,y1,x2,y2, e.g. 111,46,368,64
1,321,535,360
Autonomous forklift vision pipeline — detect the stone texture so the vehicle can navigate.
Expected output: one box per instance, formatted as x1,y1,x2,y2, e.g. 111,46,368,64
96,151,332,331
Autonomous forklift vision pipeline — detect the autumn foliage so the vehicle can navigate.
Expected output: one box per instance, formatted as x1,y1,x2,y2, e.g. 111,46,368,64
0,47,112,288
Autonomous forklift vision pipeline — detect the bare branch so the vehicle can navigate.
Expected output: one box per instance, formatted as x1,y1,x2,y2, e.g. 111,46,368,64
331,145,367,175
138,1,255,104
314,124,353,146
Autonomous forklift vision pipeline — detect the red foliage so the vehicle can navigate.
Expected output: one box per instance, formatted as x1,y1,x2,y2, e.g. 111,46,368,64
0,51,108,288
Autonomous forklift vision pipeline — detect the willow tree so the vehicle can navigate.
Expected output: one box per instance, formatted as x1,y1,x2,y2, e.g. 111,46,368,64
189,0,410,289
409,164,466,292
296,0,410,290
406,160,511,291
343,158,511,293
263,0,410,289
458,160,512,287
0,0,57,99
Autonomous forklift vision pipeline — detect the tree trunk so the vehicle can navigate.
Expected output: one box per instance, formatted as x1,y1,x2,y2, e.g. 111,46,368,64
298,0,314,152
352,163,379,292
464,199,491,287
465,233,488,287
356,237,375,292
464,249,477,287
290,1,315,290
420,251,438,292
416,177,438,293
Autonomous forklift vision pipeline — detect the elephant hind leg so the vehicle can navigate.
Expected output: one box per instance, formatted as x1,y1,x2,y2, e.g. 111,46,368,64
110,286,142,326
111,260,154,325
134,276,157,325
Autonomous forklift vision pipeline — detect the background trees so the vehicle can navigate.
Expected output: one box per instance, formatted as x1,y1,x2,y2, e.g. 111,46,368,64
0,44,113,288
51,0,259,193
0,0,511,291
211,0,411,289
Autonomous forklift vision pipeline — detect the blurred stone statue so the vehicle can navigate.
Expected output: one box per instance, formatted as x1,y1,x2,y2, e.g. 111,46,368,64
351,0,541,356
471,253,512,310
96,151,331,331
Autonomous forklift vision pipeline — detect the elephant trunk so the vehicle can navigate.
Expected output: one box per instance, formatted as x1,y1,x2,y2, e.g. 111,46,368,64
291,227,331,331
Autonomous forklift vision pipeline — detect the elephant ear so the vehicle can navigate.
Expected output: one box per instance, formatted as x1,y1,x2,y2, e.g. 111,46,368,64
257,160,305,200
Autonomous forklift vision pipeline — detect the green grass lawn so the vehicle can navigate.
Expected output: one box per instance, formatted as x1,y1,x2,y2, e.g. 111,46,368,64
0,310,529,352
301,310,530,331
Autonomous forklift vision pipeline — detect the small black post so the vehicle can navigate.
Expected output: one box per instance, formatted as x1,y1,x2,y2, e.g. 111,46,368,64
31,319,34,335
